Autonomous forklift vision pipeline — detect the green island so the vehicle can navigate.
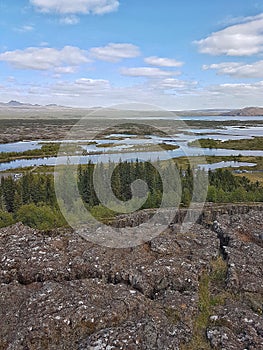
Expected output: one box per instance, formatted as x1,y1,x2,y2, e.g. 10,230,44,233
188,137,263,150
0,143,87,163
0,141,179,163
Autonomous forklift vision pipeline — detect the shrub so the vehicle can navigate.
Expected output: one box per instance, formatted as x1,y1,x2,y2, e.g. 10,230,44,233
15,204,64,230
90,204,116,221
0,210,14,228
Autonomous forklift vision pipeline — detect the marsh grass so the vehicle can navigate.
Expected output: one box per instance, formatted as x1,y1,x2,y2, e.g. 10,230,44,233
181,256,228,350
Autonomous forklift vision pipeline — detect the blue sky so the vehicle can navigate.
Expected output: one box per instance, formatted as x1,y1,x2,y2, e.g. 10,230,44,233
1,0,263,109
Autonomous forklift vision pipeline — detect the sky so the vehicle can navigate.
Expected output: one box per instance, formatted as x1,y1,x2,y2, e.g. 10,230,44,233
1,0,263,110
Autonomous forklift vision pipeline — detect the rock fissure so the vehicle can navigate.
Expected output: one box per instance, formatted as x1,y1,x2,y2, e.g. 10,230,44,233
1,204,263,349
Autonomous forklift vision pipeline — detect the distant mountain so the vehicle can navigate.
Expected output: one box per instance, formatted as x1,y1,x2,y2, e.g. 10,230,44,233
7,100,27,107
0,101,263,117
174,108,231,116
0,100,41,107
0,101,67,109
222,107,263,116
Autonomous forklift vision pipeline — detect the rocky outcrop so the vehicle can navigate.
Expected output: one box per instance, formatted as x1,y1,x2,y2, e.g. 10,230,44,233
112,203,263,228
222,106,263,116
206,208,263,349
0,204,263,349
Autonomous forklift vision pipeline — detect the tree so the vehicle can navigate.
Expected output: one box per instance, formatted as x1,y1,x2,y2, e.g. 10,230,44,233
13,191,22,212
182,187,191,207
1,176,16,212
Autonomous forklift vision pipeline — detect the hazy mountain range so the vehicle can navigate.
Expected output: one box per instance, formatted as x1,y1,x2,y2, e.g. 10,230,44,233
0,101,263,117
0,100,63,108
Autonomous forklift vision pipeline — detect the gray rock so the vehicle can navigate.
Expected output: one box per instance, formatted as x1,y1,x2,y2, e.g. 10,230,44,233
0,204,263,349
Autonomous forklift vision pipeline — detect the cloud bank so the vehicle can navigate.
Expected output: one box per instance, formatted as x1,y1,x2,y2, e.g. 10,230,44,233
195,13,263,56
90,43,140,62
30,0,119,15
0,46,89,72
203,60,263,79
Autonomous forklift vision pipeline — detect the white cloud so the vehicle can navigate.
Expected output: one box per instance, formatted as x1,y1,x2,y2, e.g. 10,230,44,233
3,77,263,109
54,66,77,74
156,78,197,90
75,78,110,88
0,46,90,72
39,41,49,47
50,77,195,100
6,76,16,83
144,56,184,67
184,81,263,109
120,67,179,78
59,15,80,25
43,76,198,106
203,60,263,78
195,13,263,56
90,43,140,62
218,15,256,27
30,0,119,15
209,81,263,94
52,78,111,94
15,25,34,32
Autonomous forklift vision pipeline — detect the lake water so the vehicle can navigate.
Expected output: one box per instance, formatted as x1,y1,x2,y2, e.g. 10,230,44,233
120,115,263,121
198,161,257,171
181,116,263,121
0,145,262,172
1,126,263,153
0,141,42,153
0,116,262,171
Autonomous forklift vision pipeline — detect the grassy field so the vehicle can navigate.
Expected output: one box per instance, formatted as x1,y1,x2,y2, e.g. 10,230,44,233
235,171,263,184
171,155,262,169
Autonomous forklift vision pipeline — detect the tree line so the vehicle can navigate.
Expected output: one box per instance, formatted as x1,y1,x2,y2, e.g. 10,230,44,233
0,160,262,229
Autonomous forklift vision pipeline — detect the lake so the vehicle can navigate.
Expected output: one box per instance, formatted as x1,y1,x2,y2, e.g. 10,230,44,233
0,116,262,171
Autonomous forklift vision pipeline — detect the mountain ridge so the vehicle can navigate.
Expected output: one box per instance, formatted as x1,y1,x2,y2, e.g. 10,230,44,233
0,101,263,116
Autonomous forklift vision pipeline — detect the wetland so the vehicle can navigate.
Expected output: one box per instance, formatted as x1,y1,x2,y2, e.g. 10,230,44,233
0,115,262,175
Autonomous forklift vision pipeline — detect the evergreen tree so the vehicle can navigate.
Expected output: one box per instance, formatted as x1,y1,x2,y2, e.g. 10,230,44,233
13,190,22,212
1,176,16,212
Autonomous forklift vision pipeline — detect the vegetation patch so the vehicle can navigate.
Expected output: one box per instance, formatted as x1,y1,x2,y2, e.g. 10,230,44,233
0,160,262,230
158,143,179,151
15,203,66,230
0,210,14,228
182,257,228,350
188,137,263,150
0,143,61,163
235,171,263,185
96,142,119,148
97,123,167,138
